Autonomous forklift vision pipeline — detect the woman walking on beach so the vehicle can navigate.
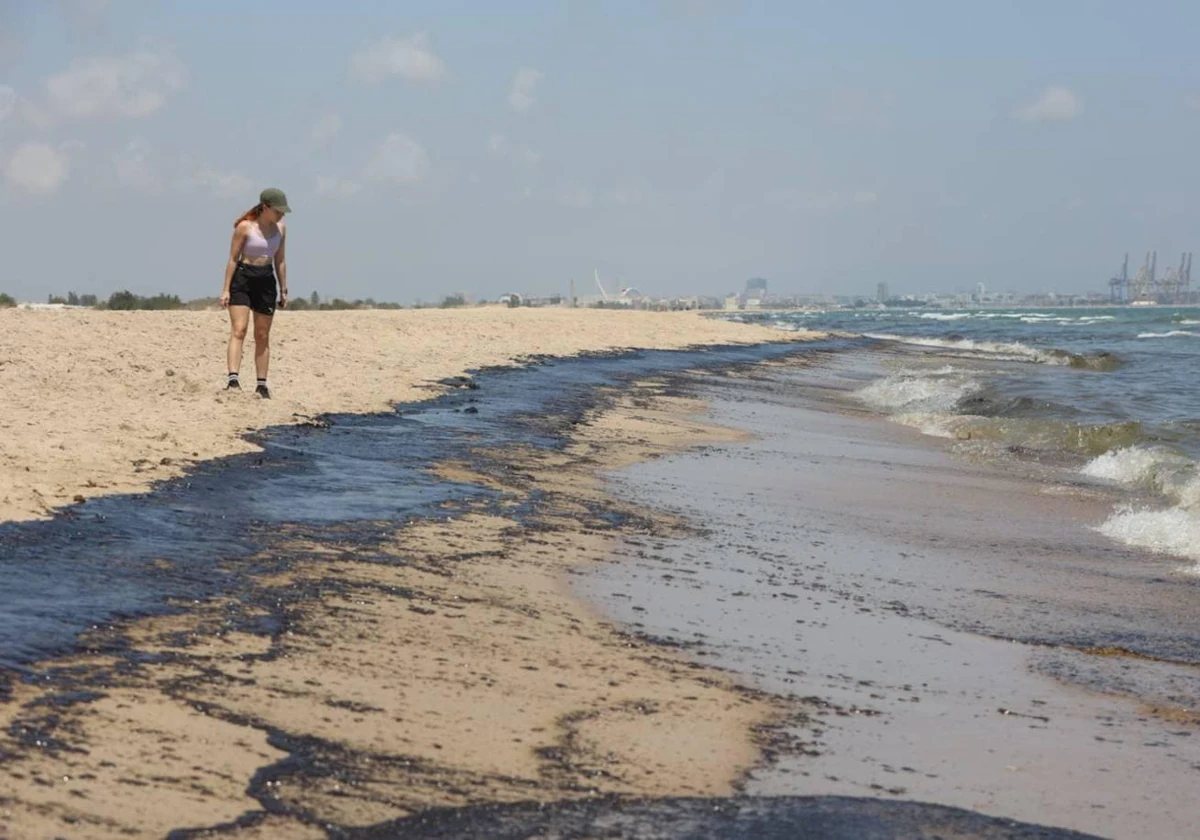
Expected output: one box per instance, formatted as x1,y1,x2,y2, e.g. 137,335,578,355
219,187,290,399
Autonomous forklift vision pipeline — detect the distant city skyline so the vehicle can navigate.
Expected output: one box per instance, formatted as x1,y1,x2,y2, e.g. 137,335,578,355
3,2,1200,303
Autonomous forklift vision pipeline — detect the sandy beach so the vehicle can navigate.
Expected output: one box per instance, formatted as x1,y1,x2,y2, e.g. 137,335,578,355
0,307,803,524
0,371,794,838
0,317,1151,837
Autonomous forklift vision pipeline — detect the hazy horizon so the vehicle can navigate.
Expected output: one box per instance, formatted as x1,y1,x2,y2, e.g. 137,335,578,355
2,1,1198,304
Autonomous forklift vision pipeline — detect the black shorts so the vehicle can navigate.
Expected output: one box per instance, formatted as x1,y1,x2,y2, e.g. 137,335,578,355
229,263,277,315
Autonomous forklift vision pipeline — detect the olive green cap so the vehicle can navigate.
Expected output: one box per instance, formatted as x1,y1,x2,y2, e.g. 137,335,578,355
260,187,291,213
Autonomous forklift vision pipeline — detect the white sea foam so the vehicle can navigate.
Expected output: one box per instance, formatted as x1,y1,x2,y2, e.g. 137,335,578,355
862,332,1069,365
1096,507,1200,569
1136,330,1198,339
890,411,979,438
1085,447,1200,568
918,312,972,321
1083,446,1200,509
1178,319,1200,325
1082,446,1191,487
855,369,982,416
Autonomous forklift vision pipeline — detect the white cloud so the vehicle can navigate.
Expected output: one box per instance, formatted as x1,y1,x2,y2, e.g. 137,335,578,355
114,138,160,193
519,147,542,168
315,175,363,198
191,168,254,199
0,85,14,121
1016,86,1082,123
509,68,543,113
311,113,342,147
486,133,507,156
350,33,446,85
46,47,184,118
4,143,71,195
364,132,430,184
852,188,879,205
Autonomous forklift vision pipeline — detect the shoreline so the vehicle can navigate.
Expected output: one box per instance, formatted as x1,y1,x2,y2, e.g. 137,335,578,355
0,346,815,837
0,335,1136,837
575,350,1200,837
0,307,816,524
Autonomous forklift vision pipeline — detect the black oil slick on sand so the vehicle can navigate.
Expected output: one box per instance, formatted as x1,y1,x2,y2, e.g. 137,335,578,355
1,339,1100,839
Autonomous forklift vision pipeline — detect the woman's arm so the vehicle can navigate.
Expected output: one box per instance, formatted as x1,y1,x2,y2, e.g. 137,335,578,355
221,222,250,308
274,222,288,309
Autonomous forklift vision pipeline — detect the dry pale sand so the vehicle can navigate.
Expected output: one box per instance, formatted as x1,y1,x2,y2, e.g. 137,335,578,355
0,307,807,524
0,384,789,838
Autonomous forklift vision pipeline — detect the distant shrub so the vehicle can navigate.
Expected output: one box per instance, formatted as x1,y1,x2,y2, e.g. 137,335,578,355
139,294,183,310
0,293,15,308
63,292,98,306
106,290,139,310
104,291,183,310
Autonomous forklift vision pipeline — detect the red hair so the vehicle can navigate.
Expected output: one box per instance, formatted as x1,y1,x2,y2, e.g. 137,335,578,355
234,203,264,228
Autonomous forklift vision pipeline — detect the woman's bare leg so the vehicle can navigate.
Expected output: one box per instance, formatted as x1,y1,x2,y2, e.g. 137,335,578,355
252,311,274,381
227,305,250,375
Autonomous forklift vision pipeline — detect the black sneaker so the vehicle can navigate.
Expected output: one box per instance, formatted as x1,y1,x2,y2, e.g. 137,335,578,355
225,379,241,390
255,384,271,399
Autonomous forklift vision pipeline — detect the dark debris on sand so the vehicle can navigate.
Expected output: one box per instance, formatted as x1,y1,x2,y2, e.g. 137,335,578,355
346,794,1102,840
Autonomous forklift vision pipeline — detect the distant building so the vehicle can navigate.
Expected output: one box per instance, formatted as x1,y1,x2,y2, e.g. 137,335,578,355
876,282,889,303
723,295,740,310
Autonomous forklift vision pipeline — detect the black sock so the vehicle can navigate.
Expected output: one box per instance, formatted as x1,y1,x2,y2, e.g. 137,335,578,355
227,372,239,385
257,378,267,388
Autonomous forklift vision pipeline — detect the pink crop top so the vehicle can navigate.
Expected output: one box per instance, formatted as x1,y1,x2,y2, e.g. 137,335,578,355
242,223,281,260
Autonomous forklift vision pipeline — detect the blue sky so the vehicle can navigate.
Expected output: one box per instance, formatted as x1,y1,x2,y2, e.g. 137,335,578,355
1,0,1198,302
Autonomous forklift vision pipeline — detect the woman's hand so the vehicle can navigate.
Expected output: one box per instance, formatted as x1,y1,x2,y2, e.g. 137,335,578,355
278,289,288,309
219,291,231,308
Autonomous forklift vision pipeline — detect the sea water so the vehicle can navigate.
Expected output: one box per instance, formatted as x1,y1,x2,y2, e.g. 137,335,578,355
728,306,1200,567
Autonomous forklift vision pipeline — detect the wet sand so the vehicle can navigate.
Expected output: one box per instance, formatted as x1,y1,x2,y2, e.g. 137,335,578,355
577,353,1200,838
0,363,790,837
0,307,807,523
0,339,1118,838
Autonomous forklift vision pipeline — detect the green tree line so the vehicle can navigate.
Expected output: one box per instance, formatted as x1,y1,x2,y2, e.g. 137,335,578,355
0,290,556,311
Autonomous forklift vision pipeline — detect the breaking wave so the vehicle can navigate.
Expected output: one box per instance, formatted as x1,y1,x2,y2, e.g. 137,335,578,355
1096,508,1200,568
854,368,1143,456
1083,446,1200,569
863,333,1123,370
1136,330,1199,339
855,367,983,415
